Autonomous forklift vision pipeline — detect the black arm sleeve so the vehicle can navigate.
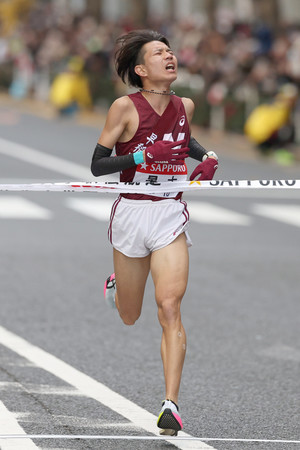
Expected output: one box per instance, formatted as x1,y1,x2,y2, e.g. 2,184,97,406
188,136,208,162
91,143,136,176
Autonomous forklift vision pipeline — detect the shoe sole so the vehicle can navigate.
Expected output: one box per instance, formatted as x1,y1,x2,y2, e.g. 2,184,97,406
157,408,182,435
159,428,178,436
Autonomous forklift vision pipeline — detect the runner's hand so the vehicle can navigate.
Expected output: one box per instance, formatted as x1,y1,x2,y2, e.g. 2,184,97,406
190,158,218,181
145,140,189,165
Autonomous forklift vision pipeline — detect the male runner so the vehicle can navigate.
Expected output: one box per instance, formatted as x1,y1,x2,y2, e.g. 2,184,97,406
91,29,218,435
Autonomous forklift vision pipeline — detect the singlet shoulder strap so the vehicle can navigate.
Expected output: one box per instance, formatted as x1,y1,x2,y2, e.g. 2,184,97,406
170,94,184,111
128,91,152,109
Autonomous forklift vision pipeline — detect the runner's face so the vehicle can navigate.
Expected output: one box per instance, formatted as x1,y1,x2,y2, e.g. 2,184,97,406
138,41,178,85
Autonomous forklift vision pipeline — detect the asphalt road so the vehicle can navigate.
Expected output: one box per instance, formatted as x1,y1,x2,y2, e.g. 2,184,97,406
0,104,300,450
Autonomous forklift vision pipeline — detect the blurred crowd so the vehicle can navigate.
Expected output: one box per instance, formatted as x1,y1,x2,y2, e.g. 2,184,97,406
0,1,299,158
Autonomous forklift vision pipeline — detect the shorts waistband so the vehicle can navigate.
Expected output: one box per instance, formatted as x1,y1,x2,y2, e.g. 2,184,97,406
117,196,181,206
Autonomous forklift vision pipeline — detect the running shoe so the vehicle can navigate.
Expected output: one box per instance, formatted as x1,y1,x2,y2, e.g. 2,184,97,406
157,399,182,436
103,273,116,309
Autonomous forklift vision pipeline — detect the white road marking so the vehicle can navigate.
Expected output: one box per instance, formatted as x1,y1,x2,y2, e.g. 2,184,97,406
65,198,114,221
0,401,39,449
0,137,117,182
0,137,93,180
0,382,84,396
13,413,137,429
188,201,251,225
66,198,252,226
2,195,300,230
0,325,215,450
0,196,52,219
253,203,300,227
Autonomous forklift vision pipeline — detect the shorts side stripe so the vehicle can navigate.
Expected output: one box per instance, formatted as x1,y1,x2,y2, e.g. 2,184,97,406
180,199,189,225
108,196,121,244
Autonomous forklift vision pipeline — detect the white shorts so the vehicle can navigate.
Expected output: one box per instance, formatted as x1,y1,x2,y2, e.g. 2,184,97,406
108,196,192,258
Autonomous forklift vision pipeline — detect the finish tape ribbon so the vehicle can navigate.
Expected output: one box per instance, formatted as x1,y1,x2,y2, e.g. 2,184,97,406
0,180,299,194
0,434,299,444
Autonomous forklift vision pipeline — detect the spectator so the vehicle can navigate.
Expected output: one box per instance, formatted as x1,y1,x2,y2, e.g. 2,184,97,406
49,56,92,115
244,83,298,163
0,0,299,146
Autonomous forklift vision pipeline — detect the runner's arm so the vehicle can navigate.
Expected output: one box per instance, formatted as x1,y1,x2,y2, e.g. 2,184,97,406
91,144,137,176
182,98,218,161
91,137,214,176
188,137,207,161
91,97,139,176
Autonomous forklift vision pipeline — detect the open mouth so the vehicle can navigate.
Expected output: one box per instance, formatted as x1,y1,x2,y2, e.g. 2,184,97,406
166,63,175,71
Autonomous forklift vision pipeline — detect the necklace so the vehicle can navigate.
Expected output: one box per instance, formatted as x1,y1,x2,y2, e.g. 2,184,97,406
139,88,175,96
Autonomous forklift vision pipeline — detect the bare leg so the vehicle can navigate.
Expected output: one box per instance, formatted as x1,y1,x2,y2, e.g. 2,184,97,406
113,248,150,325
150,233,189,404
160,324,186,401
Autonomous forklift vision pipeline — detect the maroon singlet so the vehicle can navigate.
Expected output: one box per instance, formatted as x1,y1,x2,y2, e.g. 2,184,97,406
116,92,190,201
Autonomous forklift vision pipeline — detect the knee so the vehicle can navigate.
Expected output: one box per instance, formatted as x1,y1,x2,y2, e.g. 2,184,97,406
119,309,141,326
157,295,181,327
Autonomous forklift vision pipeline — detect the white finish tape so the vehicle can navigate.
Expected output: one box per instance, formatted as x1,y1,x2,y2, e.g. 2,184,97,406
0,180,299,194
0,435,299,444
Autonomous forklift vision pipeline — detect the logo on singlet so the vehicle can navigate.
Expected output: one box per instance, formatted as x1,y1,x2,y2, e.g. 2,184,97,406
179,115,185,126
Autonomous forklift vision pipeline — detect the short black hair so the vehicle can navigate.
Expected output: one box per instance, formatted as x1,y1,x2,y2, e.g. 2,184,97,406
115,29,170,88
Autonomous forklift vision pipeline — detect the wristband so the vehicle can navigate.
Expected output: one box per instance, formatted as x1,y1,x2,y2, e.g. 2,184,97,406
202,151,218,162
133,151,144,165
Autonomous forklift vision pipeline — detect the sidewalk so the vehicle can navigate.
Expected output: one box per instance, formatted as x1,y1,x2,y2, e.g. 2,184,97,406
1,92,299,165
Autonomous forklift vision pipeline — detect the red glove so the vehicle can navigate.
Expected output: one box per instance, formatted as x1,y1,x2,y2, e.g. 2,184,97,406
145,140,189,165
190,158,218,181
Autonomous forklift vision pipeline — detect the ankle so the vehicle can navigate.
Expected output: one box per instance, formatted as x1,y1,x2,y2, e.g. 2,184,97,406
165,398,179,410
